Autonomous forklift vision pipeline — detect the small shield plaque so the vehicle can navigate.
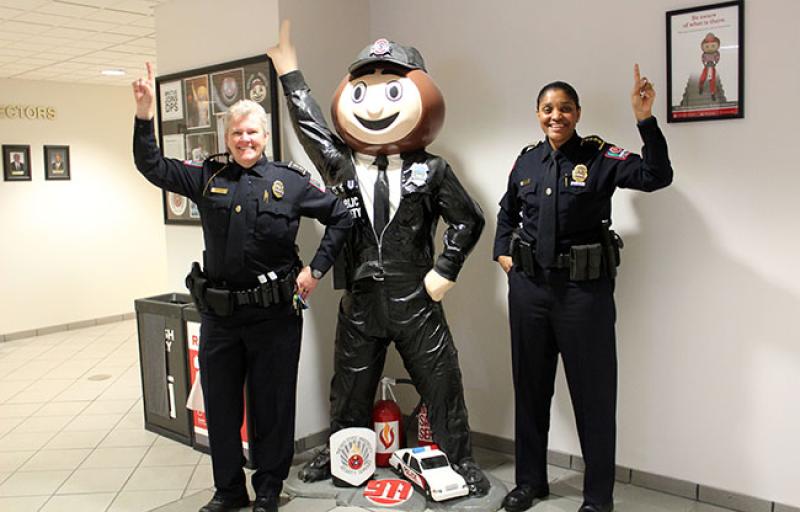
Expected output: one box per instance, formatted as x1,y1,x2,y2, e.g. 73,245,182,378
330,427,376,487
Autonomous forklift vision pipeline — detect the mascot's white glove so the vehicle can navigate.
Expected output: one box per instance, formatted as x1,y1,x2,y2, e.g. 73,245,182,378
424,269,455,302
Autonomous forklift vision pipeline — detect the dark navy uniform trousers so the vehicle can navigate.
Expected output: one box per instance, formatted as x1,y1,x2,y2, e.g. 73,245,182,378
508,267,617,505
199,305,301,500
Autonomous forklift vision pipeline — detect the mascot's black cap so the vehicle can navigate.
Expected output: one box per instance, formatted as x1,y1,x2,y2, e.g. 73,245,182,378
349,38,427,74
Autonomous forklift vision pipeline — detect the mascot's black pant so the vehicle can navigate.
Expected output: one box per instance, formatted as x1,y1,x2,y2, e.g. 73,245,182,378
508,268,617,506
199,305,301,501
330,277,473,463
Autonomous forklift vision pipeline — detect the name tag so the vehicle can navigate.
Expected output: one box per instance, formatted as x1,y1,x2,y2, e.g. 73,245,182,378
210,187,228,195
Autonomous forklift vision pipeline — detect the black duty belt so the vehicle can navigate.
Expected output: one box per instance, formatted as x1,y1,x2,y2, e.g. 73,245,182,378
512,239,606,281
186,262,298,317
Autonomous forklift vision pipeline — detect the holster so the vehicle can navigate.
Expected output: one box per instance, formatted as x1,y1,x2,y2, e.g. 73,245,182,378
185,262,211,312
599,220,623,279
511,238,537,278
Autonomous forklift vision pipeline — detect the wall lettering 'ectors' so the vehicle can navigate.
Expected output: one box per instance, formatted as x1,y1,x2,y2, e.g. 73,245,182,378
0,104,56,120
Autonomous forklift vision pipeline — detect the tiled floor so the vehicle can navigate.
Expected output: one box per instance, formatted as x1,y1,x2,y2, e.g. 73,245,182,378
0,320,737,512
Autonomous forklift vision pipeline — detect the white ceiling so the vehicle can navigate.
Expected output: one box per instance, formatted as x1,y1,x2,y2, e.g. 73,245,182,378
0,0,168,86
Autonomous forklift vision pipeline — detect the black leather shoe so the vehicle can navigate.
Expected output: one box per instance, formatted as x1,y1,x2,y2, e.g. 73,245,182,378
502,484,550,512
252,495,278,512
456,459,491,497
578,503,614,512
198,494,249,512
298,446,331,482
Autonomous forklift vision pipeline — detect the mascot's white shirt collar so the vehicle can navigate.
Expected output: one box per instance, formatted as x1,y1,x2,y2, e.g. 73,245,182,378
353,152,402,224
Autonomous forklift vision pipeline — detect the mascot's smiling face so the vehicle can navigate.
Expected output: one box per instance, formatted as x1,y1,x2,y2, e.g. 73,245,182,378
331,40,445,156
337,68,422,146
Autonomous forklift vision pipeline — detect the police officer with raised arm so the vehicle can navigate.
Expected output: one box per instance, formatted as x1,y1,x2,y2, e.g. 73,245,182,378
132,63,352,512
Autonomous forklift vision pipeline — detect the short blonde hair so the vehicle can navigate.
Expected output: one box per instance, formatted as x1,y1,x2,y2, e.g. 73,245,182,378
223,99,269,135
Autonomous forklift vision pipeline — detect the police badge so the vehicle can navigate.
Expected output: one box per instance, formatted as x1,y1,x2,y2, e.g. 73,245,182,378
571,164,589,187
272,180,285,199
409,162,429,187
330,427,376,487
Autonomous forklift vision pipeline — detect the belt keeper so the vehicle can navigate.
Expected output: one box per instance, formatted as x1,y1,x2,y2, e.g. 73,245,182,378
257,274,271,306
267,271,280,304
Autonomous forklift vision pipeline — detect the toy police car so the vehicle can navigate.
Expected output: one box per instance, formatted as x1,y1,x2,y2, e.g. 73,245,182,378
388,445,469,501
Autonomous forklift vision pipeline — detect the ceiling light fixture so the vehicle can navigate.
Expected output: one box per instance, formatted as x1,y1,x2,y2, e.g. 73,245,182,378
101,69,126,76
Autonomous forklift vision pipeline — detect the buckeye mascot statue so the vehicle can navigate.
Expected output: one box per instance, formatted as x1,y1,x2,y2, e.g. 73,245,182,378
268,21,489,496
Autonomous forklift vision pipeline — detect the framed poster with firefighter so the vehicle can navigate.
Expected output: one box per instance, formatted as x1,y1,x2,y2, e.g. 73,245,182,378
155,55,281,224
666,1,744,122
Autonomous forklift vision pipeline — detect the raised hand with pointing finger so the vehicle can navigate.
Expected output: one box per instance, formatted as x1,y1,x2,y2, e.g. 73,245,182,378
631,63,655,121
132,62,155,121
266,20,298,77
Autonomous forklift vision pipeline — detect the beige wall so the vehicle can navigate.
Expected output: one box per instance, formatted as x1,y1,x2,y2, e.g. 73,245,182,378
370,0,800,506
0,79,167,335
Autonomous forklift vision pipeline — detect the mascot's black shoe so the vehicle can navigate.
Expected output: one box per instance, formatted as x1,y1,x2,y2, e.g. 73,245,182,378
298,447,331,482
198,493,249,512
578,502,614,512
457,459,491,497
502,484,550,512
251,494,278,512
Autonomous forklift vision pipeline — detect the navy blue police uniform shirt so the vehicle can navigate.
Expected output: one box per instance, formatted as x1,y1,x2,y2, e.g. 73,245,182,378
493,116,673,260
133,118,352,290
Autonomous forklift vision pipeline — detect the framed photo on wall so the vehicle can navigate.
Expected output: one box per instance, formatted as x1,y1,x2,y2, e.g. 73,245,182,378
666,1,744,122
44,145,71,180
3,145,32,181
155,55,281,225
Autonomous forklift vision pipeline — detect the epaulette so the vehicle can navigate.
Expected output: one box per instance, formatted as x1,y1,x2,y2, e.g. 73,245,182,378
519,141,541,156
581,135,606,151
275,160,308,176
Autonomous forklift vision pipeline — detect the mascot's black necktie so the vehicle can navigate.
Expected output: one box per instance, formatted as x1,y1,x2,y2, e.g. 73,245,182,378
536,155,559,268
373,154,390,235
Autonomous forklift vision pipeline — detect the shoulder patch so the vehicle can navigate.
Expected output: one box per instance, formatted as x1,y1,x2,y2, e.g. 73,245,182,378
308,176,325,192
605,146,631,161
183,159,203,168
519,141,542,156
581,135,606,150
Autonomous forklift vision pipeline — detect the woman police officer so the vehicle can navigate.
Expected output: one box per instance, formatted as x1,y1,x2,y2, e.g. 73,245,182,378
132,63,351,512
493,65,673,512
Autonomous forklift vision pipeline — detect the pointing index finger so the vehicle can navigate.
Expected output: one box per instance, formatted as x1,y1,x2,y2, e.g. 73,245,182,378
146,61,154,82
279,19,291,48
634,63,641,85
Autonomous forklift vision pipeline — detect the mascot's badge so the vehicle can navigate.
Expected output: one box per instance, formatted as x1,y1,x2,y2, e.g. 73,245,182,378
330,427,376,487
409,162,429,187
370,38,391,57
272,180,285,199
571,164,589,187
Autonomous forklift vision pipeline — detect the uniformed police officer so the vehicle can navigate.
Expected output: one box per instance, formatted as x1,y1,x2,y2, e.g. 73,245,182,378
494,65,673,512
132,63,351,512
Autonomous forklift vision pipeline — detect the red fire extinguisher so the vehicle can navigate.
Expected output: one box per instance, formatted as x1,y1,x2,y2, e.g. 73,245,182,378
373,377,403,467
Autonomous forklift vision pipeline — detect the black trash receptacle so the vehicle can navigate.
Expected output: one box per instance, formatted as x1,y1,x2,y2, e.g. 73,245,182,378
135,292,193,446
184,305,256,467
